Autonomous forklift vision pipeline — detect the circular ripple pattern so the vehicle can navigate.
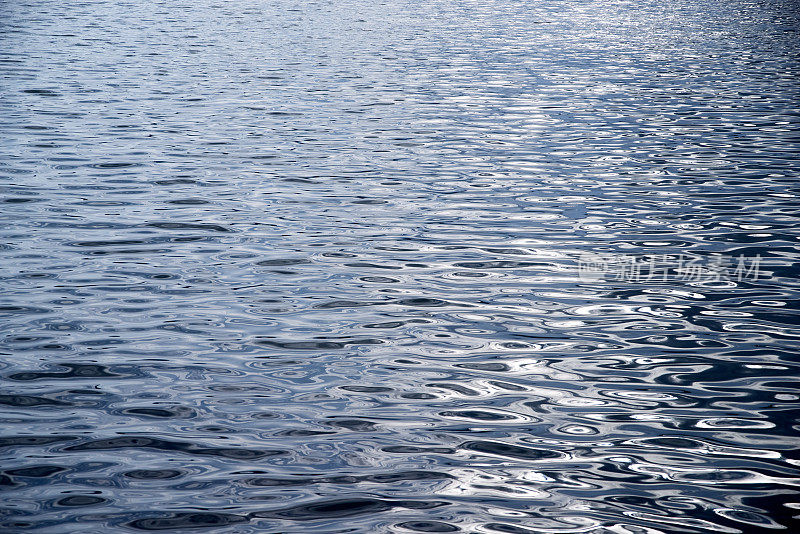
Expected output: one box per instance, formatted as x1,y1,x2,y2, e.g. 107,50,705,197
1,0,800,532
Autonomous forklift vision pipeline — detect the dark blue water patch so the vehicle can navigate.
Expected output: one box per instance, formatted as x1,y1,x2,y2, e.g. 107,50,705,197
127,512,248,531
396,521,460,532
125,498,450,530
244,470,454,487
62,437,287,460
0,394,71,407
54,495,106,507
6,363,141,381
4,466,66,478
254,258,311,266
123,469,185,480
118,406,197,419
0,436,79,449
251,498,450,521
21,89,61,96
460,441,566,460
145,222,234,233
0,305,53,316
254,338,384,350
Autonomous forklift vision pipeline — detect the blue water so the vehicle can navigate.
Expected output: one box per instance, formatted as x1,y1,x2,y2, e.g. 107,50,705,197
1,0,799,532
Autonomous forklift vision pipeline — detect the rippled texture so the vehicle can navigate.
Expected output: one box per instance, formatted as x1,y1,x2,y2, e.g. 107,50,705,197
2,0,800,532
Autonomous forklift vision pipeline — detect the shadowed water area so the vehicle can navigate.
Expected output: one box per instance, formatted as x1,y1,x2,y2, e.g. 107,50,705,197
1,0,800,532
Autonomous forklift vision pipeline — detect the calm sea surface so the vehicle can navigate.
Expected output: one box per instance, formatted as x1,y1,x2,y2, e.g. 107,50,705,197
1,0,799,532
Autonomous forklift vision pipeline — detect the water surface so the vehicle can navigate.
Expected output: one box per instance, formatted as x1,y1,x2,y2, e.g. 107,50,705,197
1,0,799,532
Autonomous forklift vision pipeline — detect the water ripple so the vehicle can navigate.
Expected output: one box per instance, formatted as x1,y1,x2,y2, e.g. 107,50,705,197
1,0,799,532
